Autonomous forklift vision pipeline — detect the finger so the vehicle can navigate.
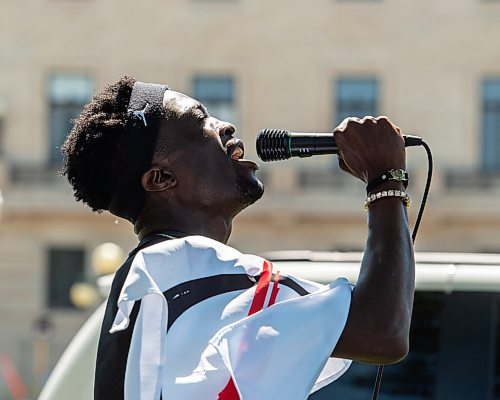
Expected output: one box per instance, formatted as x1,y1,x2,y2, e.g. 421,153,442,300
362,116,377,123
338,156,349,173
376,116,402,135
334,117,351,133
334,116,364,133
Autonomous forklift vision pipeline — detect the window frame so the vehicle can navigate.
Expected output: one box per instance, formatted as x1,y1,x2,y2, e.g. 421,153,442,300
46,73,94,168
334,77,379,126
481,78,500,172
192,75,237,125
46,246,86,310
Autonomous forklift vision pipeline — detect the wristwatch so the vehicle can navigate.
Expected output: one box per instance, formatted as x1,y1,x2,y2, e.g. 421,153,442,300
366,169,409,194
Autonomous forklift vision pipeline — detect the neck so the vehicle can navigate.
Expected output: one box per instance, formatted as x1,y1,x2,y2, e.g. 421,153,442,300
134,206,233,244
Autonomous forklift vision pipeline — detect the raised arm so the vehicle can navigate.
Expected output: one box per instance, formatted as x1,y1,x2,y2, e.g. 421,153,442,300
332,116,415,364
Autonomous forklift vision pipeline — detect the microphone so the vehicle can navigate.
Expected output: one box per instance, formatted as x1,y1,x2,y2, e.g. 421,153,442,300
256,129,423,162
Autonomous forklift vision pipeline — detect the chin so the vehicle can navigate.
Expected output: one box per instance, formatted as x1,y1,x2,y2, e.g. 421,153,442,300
236,176,265,210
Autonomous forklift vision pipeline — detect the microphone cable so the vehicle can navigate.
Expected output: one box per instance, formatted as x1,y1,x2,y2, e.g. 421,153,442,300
371,139,433,400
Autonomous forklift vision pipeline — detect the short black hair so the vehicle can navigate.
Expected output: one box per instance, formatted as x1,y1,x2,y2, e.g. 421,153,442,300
61,76,136,213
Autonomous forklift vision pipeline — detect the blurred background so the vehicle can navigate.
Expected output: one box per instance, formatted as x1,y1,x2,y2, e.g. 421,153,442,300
1,0,500,398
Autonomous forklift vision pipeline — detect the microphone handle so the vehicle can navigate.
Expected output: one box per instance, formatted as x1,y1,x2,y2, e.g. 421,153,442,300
290,133,337,157
256,129,422,162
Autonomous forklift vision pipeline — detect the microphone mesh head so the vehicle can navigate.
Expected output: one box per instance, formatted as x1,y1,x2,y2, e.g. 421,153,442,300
256,129,291,162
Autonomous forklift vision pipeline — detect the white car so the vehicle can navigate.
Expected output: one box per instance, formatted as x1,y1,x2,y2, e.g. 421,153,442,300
39,252,500,400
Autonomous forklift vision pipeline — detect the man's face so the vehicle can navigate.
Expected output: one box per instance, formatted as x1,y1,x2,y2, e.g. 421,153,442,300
152,90,264,216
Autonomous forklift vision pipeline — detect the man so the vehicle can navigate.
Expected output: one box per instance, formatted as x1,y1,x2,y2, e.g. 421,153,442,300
62,77,414,399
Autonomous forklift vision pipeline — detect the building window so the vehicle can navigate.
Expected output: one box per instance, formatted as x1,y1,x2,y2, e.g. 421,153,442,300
47,73,93,168
482,79,500,171
46,247,85,309
193,76,236,124
335,78,378,125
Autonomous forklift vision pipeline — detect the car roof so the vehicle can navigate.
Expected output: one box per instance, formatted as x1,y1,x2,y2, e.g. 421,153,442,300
261,251,500,293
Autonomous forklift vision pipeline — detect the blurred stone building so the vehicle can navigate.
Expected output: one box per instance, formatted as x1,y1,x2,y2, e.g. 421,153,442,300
0,0,500,396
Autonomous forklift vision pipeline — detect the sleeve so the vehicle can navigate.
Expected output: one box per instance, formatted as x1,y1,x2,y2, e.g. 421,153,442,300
207,278,352,400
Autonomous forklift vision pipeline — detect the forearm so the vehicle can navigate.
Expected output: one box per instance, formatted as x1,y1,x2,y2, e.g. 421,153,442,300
358,192,414,343
334,184,415,363
331,116,415,363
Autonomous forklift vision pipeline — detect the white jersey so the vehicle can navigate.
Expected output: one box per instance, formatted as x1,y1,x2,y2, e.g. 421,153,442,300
109,235,352,400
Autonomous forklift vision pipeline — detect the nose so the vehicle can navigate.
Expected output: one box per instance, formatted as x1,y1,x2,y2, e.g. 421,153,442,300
219,121,235,138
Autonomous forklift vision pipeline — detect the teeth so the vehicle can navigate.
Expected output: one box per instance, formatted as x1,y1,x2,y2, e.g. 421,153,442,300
231,147,244,160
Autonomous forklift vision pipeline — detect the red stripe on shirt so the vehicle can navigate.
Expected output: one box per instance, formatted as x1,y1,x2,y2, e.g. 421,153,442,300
218,260,273,400
267,270,280,307
218,378,239,400
247,260,273,316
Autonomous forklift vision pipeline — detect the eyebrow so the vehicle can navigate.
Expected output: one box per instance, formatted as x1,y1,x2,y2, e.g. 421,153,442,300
192,103,209,117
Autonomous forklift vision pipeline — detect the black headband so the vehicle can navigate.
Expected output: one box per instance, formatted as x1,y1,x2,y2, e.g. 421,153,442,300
108,81,169,222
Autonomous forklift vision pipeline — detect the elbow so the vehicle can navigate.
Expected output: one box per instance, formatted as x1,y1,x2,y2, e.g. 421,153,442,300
334,328,410,364
376,337,409,364
356,305,413,363
335,302,413,364
363,334,409,364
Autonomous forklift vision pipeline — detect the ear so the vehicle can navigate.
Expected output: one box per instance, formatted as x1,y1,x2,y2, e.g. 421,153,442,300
141,168,177,192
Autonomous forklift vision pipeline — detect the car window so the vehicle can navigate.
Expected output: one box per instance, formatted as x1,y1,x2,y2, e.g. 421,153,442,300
311,291,500,399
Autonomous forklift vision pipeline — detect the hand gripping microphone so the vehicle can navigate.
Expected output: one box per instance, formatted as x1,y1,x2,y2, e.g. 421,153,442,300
256,128,423,162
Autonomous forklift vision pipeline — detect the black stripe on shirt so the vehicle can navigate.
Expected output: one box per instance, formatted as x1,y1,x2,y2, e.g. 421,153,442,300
165,273,310,329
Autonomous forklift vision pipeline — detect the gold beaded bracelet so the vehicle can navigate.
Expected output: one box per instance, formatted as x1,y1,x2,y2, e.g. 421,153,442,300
364,189,411,211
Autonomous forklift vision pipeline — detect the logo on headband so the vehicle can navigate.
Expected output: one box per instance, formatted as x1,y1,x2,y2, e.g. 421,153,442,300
131,103,149,127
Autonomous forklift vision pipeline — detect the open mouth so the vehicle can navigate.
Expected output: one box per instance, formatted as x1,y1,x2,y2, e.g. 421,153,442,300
226,139,245,161
226,138,259,170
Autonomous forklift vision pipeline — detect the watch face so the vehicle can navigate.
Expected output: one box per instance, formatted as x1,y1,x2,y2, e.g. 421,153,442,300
390,169,407,181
